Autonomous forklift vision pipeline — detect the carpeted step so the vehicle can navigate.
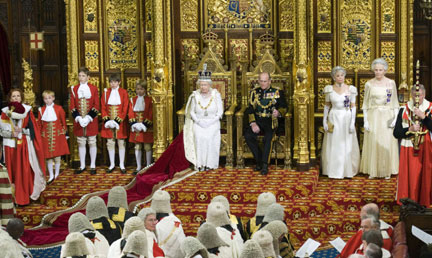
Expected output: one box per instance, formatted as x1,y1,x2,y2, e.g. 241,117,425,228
16,167,135,228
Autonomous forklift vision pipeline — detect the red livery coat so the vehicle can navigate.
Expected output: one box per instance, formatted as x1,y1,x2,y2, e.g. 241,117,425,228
37,104,70,159
128,95,154,143
101,87,129,139
69,83,100,137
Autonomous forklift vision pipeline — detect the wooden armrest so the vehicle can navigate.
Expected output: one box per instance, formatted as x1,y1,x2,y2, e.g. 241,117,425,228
225,103,237,116
176,106,186,116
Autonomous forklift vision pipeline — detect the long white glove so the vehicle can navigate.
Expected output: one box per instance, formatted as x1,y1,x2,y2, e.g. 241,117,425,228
350,107,356,133
139,123,147,132
389,108,399,128
131,123,140,132
363,109,370,131
323,105,330,131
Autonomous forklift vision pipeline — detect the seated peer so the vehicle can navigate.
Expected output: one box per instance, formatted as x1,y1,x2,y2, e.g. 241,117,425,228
364,243,382,258
338,203,392,258
361,229,391,258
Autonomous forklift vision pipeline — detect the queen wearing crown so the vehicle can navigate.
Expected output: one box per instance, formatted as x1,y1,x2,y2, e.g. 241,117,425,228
184,64,223,171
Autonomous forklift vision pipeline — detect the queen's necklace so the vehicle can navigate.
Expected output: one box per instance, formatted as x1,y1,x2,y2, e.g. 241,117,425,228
198,95,214,116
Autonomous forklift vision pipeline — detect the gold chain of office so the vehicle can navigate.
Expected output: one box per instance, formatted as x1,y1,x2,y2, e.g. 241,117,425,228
198,96,214,110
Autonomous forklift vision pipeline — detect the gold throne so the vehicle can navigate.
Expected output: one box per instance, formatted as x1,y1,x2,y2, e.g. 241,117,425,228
235,33,292,169
177,31,237,167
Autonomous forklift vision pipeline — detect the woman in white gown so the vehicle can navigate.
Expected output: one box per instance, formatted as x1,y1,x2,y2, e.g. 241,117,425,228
184,66,223,171
360,58,399,179
321,66,360,178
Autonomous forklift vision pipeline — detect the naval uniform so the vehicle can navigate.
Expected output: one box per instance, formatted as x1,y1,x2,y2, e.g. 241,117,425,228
244,85,287,168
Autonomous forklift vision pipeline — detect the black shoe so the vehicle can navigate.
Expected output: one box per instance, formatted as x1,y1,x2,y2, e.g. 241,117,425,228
106,167,115,173
120,168,127,174
260,164,268,175
254,163,263,171
90,169,97,175
74,168,85,174
47,178,54,185
133,170,138,176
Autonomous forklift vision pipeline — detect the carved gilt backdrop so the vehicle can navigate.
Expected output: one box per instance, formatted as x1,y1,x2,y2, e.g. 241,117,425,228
173,0,295,114
65,0,150,97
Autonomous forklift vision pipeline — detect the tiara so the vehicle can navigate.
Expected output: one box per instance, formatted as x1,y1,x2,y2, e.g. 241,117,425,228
198,63,212,81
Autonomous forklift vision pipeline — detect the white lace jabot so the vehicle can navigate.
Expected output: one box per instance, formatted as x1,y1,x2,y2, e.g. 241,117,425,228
107,87,121,105
77,83,92,99
41,103,57,122
133,96,145,112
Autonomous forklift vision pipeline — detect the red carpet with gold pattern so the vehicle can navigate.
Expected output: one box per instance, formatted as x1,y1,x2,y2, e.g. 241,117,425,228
16,167,135,228
137,166,400,249
16,165,400,251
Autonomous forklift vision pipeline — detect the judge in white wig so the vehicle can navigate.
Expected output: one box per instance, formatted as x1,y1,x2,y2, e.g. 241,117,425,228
206,202,244,258
150,189,185,258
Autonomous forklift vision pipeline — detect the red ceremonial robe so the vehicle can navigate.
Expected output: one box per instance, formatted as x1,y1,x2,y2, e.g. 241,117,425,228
1,105,46,205
69,83,100,137
37,104,70,159
394,99,432,206
128,95,154,143
101,87,129,139
337,224,393,258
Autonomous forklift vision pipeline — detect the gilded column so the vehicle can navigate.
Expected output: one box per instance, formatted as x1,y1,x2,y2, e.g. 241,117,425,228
293,0,310,170
151,0,171,159
399,0,409,88
308,0,316,163
165,0,174,144
64,0,80,165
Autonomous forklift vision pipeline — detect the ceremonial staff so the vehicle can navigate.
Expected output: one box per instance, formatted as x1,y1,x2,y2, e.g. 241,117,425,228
407,60,427,156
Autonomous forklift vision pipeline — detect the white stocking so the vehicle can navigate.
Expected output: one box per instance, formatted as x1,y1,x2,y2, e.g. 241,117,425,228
119,148,126,170
47,159,54,181
108,149,115,169
89,146,97,169
146,150,152,167
78,146,86,170
135,149,142,171
55,161,61,178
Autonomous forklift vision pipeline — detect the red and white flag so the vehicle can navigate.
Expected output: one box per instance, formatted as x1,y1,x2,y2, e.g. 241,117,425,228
30,32,44,50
